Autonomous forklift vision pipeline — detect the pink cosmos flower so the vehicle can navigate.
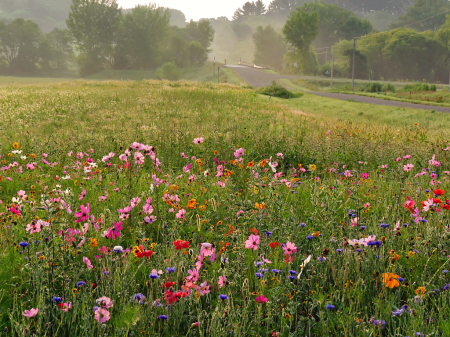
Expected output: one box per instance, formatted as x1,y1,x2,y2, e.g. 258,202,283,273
245,234,260,250
74,203,90,223
183,163,192,173
60,302,72,312
282,241,297,255
403,164,414,172
234,148,245,158
276,153,284,159
186,268,199,282
197,281,210,296
94,308,110,323
255,295,268,303
422,199,434,212
22,308,38,318
106,221,123,240
218,276,227,288
96,296,113,309
83,256,93,270
403,155,411,159
176,209,186,219
193,137,204,144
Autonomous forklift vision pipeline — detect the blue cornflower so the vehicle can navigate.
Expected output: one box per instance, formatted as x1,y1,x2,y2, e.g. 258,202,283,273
272,269,281,274
149,272,159,279
288,275,296,280
77,281,86,287
133,293,145,301
52,297,62,303
444,284,450,291
336,249,343,253
421,219,427,223
158,315,168,320
265,231,273,237
254,261,264,267
19,242,29,248
356,248,362,253
318,257,326,262
367,241,382,247
360,226,366,230
219,294,228,301
288,270,297,275
398,278,404,282
391,308,404,316
443,270,449,274
300,223,306,228
166,267,175,273
326,304,335,309
306,235,313,241
380,223,389,228
255,272,263,278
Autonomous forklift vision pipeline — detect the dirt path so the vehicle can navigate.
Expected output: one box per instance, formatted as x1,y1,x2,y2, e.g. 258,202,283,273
225,64,450,113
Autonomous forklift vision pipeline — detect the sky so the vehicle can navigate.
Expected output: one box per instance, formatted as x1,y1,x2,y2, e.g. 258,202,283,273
117,0,272,21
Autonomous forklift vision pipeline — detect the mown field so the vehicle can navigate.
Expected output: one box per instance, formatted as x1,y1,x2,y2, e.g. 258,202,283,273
1,80,450,336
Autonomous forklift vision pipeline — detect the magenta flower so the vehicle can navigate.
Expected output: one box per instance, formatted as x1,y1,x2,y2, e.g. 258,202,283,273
74,204,90,223
94,307,110,323
106,221,123,240
234,147,245,158
403,163,414,172
282,241,297,255
96,296,113,309
22,308,39,318
176,209,186,219
83,256,93,270
245,234,260,250
218,276,227,288
193,137,204,144
60,302,72,312
255,295,268,303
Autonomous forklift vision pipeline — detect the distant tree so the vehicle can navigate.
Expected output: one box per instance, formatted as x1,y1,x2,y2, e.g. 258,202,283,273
389,0,450,31
66,0,121,76
233,1,266,20
0,18,42,73
283,9,319,52
343,48,367,78
267,0,304,15
188,41,207,66
115,5,170,70
185,20,215,52
168,9,186,27
253,25,286,69
38,28,73,71
232,23,253,40
298,1,373,48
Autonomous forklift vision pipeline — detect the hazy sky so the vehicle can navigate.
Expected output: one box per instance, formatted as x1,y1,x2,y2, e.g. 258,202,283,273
117,0,272,21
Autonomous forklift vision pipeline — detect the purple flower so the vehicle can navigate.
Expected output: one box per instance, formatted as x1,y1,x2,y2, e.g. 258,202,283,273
219,294,228,301
326,304,335,309
318,257,326,262
77,281,86,287
158,315,168,320
336,249,343,253
306,235,313,241
272,269,280,274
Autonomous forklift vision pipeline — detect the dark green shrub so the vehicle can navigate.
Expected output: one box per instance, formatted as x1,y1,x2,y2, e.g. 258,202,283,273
363,82,382,93
257,81,302,99
381,83,396,92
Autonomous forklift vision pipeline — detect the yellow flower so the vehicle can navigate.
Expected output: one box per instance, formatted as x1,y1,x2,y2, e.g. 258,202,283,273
90,238,98,248
309,164,317,171
12,142,19,149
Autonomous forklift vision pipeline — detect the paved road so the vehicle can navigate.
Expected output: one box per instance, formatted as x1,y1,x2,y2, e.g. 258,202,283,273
225,64,450,113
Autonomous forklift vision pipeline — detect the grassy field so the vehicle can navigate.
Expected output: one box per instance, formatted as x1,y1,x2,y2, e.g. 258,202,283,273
1,80,450,336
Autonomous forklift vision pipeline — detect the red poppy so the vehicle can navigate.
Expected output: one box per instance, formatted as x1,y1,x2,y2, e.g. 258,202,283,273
161,281,177,288
433,198,442,204
433,189,445,196
270,242,281,249
92,283,97,289
136,250,153,258
174,240,190,250
250,228,258,235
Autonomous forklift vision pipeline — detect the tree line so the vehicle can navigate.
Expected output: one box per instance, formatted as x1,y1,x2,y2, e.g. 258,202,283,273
251,0,450,82
0,0,214,77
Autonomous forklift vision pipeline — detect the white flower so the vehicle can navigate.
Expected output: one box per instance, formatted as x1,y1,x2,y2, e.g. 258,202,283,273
61,175,71,180
55,185,61,188
149,184,154,193
20,155,27,160
113,246,124,252
88,162,98,168
11,197,22,204
11,150,22,155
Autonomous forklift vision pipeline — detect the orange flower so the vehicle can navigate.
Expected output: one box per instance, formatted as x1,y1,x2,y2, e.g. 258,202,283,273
415,286,426,296
198,205,206,211
187,199,197,210
382,273,400,288
312,231,321,237
258,159,267,168
247,161,254,168
169,185,179,191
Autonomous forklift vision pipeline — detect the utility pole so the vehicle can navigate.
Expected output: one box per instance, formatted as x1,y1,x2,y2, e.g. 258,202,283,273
351,38,356,91
218,66,220,83
330,44,334,89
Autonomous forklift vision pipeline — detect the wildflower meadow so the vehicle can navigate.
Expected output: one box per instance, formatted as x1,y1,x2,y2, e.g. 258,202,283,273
1,80,450,336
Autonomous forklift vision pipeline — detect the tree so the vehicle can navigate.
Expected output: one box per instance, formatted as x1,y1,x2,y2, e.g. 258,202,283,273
38,28,73,72
343,48,368,78
267,0,303,15
298,1,373,48
232,23,253,40
0,18,42,73
283,9,319,52
168,9,186,27
185,20,215,52
114,5,170,70
66,0,121,76
389,0,450,31
233,1,266,20
188,41,207,66
253,25,286,69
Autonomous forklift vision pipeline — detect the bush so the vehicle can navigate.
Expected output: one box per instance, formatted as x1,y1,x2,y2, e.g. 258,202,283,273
257,81,302,99
402,83,430,92
363,82,382,93
430,84,437,91
156,62,181,81
381,83,396,92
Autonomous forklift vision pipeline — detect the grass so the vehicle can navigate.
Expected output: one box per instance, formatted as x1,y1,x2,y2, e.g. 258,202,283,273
0,76,76,85
1,80,450,336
